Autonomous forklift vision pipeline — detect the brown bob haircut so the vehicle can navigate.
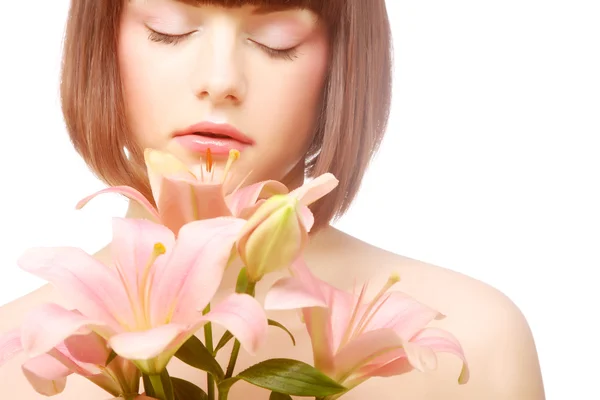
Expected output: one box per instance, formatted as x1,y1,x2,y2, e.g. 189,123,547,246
61,0,392,230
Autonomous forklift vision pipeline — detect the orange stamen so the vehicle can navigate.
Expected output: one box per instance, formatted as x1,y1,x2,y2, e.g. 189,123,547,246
205,148,213,173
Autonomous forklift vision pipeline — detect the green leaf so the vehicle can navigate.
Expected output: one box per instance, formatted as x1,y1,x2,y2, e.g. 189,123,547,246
214,331,234,355
235,267,249,294
105,349,117,366
172,377,208,400
174,335,225,380
269,392,293,400
236,358,346,397
268,320,296,346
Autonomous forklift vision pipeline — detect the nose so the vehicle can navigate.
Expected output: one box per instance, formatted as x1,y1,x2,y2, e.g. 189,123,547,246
193,27,247,106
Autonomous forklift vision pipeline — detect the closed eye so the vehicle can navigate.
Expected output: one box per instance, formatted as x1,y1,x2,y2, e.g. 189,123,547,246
250,40,299,61
145,25,298,61
146,26,195,45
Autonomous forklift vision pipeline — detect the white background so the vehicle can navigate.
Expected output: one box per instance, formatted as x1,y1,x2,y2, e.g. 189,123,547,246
1,1,598,398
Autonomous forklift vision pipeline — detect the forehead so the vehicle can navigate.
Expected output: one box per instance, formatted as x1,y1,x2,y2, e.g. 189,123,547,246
172,0,340,21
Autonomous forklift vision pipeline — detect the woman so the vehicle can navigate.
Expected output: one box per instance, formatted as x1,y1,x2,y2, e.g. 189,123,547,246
0,0,545,398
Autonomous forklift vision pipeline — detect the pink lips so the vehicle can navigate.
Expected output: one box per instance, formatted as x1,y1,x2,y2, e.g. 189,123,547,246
173,122,254,156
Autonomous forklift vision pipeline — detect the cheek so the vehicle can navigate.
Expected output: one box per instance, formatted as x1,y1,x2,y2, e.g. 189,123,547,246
118,21,178,148
251,38,329,155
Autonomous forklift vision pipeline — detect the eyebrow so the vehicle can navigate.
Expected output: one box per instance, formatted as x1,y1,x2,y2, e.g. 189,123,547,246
172,0,299,15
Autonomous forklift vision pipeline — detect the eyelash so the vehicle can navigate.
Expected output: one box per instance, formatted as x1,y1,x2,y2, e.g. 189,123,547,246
146,28,299,61
147,28,192,45
253,42,299,61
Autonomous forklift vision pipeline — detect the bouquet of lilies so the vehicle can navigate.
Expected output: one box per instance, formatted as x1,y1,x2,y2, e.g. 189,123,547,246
0,149,469,400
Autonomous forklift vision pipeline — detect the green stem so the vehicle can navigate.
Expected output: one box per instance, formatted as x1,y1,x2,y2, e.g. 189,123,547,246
148,374,169,400
224,280,256,380
245,280,257,297
224,340,241,379
203,303,215,400
217,383,232,400
246,281,257,297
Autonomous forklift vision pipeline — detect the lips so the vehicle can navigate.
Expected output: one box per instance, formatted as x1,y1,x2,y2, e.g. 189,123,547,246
173,122,254,155
174,122,254,144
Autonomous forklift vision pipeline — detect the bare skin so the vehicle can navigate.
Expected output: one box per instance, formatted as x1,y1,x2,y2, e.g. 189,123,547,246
0,212,546,399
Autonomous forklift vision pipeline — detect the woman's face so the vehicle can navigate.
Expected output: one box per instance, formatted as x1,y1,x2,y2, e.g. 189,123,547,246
118,0,329,191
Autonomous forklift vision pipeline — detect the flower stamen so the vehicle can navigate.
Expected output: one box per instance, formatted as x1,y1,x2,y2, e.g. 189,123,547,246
139,243,167,329
353,273,401,337
222,149,240,184
205,148,213,173
338,283,369,349
231,168,254,195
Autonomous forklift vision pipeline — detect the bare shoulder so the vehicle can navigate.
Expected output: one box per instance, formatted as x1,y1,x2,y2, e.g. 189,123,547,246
310,228,546,399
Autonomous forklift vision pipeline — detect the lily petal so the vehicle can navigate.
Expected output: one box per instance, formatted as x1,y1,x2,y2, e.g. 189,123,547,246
315,283,356,353
360,291,443,341
50,341,139,395
297,205,315,232
187,180,233,220
355,328,469,384
289,173,339,206
144,148,192,201
264,277,328,310
287,260,355,352
20,303,106,358
49,343,103,377
303,306,335,375
109,323,187,361
155,178,233,233
62,331,112,366
411,327,470,384
0,328,23,367
403,341,438,372
21,353,71,396
76,186,160,221
17,247,131,330
226,180,289,218
151,217,246,324
289,258,324,289
353,355,413,383
333,328,406,382
201,293,268,355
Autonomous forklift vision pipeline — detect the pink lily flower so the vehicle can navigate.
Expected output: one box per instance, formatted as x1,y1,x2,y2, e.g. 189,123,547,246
264,260,469,395
14,217,268,375
75,148,338,234
1,327,143,398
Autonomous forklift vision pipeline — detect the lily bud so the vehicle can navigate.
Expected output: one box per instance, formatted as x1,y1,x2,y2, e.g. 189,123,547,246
237,194,308,283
